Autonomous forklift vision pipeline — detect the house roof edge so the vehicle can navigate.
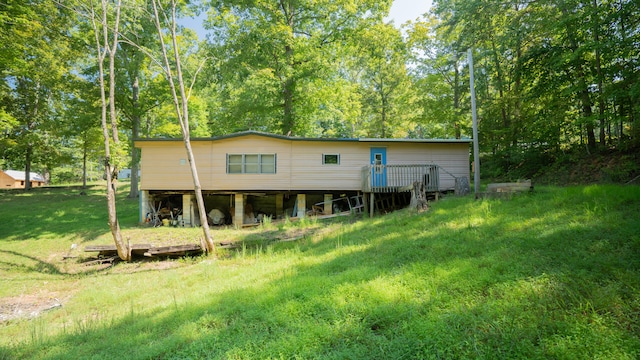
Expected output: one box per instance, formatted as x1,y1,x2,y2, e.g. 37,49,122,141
134,130,471,144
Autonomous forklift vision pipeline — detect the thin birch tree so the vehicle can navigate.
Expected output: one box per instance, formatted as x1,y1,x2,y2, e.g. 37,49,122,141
149,0,215,254
89,0,130,261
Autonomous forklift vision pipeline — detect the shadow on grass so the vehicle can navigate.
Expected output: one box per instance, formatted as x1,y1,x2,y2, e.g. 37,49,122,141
0,185,139,243
7,187,640,359
0,250,63,275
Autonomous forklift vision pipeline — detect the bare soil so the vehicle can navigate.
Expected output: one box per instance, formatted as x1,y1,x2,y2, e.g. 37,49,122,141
0,291,72,323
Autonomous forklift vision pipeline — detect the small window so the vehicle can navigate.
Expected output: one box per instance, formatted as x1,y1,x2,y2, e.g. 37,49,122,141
323,154,340,165
374,153,382,166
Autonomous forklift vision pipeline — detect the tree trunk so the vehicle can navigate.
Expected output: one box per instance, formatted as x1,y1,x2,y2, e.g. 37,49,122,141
280,1,296,135
453,53,461,139
128,76,140,199
24,80,39,192
25,145,32,191
592,0,607,148
283,75,295,135
380,78,387,138
561,6,596,151
282,43,295,135
93,0,130,261
409,181,428,211
82,137,87,190
151,0,215,255
513,7,523,149
183,137,214,251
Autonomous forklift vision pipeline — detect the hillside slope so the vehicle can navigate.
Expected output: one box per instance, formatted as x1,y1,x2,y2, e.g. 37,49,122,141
1,185,639,359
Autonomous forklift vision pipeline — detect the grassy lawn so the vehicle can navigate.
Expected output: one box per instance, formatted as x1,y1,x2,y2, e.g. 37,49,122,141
0,184,639,359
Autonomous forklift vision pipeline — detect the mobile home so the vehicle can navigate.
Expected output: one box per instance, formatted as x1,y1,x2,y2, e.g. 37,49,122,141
135,131,470,227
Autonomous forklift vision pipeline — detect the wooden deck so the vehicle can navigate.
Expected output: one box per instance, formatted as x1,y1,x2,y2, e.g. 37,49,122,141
361,164,440,193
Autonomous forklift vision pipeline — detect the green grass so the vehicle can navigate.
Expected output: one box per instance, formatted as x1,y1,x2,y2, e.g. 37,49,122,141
0,184,639,359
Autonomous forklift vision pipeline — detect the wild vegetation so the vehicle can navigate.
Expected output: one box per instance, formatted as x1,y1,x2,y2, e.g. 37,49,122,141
1,0,639,184
0,184,638,358
1,1,639,356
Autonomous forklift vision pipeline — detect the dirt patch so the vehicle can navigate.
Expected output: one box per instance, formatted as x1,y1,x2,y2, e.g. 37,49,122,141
107,258,184,274
0,291,72,323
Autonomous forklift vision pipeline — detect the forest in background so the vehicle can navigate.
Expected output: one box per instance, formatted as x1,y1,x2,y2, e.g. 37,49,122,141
1,0,639,187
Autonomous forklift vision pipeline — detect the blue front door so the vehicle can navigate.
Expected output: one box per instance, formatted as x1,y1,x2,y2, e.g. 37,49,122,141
370,147,387,187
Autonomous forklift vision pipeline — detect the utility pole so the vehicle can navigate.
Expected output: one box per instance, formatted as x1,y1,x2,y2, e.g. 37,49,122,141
468,48,480,197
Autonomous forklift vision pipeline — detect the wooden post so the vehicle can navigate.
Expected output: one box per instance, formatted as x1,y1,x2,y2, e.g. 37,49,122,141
297,194,306,218
369,192,375,218
140,190,150,224
234,193,244,228
323,194,333,215
363,192,368,215
275,193,284,218
182,193,193,227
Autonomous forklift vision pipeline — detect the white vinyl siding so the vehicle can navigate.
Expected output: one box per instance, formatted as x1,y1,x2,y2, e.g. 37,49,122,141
136,134,470,192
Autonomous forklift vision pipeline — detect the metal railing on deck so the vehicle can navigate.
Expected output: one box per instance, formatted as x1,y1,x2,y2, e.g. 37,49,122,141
361,164,440,193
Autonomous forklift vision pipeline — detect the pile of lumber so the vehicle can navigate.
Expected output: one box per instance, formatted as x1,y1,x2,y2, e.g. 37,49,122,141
84,243,203,258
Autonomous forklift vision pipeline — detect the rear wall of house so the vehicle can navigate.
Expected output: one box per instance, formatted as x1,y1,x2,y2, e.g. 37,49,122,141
137,136,469,192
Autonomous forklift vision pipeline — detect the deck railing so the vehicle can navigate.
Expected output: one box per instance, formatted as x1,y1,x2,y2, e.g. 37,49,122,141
361,164,440,193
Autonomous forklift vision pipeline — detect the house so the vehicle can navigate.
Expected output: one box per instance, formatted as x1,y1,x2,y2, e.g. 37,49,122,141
0,170,46,189
134,131,471,227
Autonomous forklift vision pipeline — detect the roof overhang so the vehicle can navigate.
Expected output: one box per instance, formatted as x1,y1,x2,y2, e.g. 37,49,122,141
134,130,472,145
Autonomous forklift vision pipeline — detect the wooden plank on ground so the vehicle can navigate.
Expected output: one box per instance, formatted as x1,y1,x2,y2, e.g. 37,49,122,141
84,256,118,266
85,245,116,252
144,244,203,257
487,180,532,193
85,244,153,257
84,244,152,252
315,211,352,219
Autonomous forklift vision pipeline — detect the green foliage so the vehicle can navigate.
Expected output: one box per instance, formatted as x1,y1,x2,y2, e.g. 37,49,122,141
3,0,639,189
0,1,80,180
204,0,393,136
354,23,420,138
1,185,639,358
429,0,640,176
535,149,640,185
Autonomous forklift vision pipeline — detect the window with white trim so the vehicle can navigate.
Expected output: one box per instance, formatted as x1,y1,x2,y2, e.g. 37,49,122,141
322,154,340,165
227,154,276,174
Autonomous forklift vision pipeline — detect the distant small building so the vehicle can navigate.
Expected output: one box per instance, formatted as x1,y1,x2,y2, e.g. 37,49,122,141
118,169,140,179
0,170,47,189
